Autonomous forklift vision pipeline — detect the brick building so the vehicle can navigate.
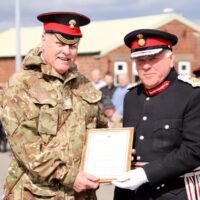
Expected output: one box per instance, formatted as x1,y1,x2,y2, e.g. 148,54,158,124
1,12,200,85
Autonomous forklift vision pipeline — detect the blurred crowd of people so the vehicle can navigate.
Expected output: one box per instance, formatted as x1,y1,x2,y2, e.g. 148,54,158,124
91,68,130,128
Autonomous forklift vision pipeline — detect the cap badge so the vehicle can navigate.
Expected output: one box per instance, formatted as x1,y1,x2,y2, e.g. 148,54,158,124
69,19,76,28
137,34,146,47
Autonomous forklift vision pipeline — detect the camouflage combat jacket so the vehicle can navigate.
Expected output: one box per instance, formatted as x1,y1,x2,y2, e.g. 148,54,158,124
0,47,108,200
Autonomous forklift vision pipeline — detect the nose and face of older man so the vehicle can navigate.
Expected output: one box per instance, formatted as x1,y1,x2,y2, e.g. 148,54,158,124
41,33,79,74
135,50,174,89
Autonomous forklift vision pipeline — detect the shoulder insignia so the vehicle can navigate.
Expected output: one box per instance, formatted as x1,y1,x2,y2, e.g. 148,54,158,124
128,81,142,90
178,75,200,87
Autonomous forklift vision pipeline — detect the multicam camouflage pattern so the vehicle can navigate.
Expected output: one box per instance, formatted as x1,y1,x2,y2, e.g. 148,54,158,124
0,47,108,200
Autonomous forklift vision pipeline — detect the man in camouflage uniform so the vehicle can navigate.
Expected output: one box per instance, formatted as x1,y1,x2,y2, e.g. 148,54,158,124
0,12,107,200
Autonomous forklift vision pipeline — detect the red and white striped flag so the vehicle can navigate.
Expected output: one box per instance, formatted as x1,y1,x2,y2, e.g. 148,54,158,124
184,167,200,200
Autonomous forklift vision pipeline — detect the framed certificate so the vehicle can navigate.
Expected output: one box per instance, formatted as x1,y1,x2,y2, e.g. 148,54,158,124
80,127,134,182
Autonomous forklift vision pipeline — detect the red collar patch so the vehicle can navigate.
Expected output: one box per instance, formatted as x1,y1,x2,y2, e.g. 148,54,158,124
145,81,170,96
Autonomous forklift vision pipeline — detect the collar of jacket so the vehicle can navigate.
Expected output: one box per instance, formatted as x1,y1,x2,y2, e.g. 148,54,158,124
40,63,79,84
145,68,177,96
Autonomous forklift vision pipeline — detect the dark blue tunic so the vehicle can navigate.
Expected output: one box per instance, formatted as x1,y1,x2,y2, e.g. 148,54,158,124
114,68,200,200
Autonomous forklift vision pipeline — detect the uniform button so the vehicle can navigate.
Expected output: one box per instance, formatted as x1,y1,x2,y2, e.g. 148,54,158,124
146,97,150,101
161,184,165,187
142,116,147,121
156,186,160,190
164,124,170,129
137,156,141,160
139,135,144,140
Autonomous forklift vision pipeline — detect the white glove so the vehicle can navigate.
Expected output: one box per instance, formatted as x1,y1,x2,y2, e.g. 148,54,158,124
112,168,148,190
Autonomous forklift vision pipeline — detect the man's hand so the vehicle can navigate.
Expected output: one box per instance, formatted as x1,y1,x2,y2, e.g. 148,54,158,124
112,168,148,190
73,171,100,193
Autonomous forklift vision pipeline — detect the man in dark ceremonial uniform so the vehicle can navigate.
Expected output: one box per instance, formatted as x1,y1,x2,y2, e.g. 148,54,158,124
112,29,200,200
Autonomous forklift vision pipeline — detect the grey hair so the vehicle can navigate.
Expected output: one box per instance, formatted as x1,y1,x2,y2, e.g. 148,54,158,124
165,49,173,58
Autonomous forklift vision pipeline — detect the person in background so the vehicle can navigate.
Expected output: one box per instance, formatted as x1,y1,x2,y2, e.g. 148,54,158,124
112,74,129,115
0,86,7,153
102,98,122,128
91,68,106,89
0,11,107,200
100,72,116,103
0,121,7,152
112,29,200,200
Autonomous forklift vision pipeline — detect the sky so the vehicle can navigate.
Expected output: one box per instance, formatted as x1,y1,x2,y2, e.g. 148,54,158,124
1,0,200,31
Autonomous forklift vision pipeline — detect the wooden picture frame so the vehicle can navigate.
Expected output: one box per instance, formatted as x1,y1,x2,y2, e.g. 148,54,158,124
80,127,134,182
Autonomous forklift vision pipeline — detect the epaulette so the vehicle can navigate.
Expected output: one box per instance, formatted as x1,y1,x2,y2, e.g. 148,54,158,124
178,75,200,87
128,81,142,90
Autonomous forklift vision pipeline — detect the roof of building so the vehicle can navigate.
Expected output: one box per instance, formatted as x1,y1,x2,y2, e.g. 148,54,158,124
1,12,200,57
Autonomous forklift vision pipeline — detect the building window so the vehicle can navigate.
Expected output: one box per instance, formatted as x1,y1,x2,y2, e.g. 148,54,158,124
132,61,139,82
114,61,128,85
178,61,191,76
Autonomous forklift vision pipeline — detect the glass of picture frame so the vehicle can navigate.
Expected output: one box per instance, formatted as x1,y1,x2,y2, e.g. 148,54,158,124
80,127,134,182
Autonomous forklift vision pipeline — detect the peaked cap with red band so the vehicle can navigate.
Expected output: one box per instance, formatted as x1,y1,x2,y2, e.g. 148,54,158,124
124,29,178,58
37,12,90,44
